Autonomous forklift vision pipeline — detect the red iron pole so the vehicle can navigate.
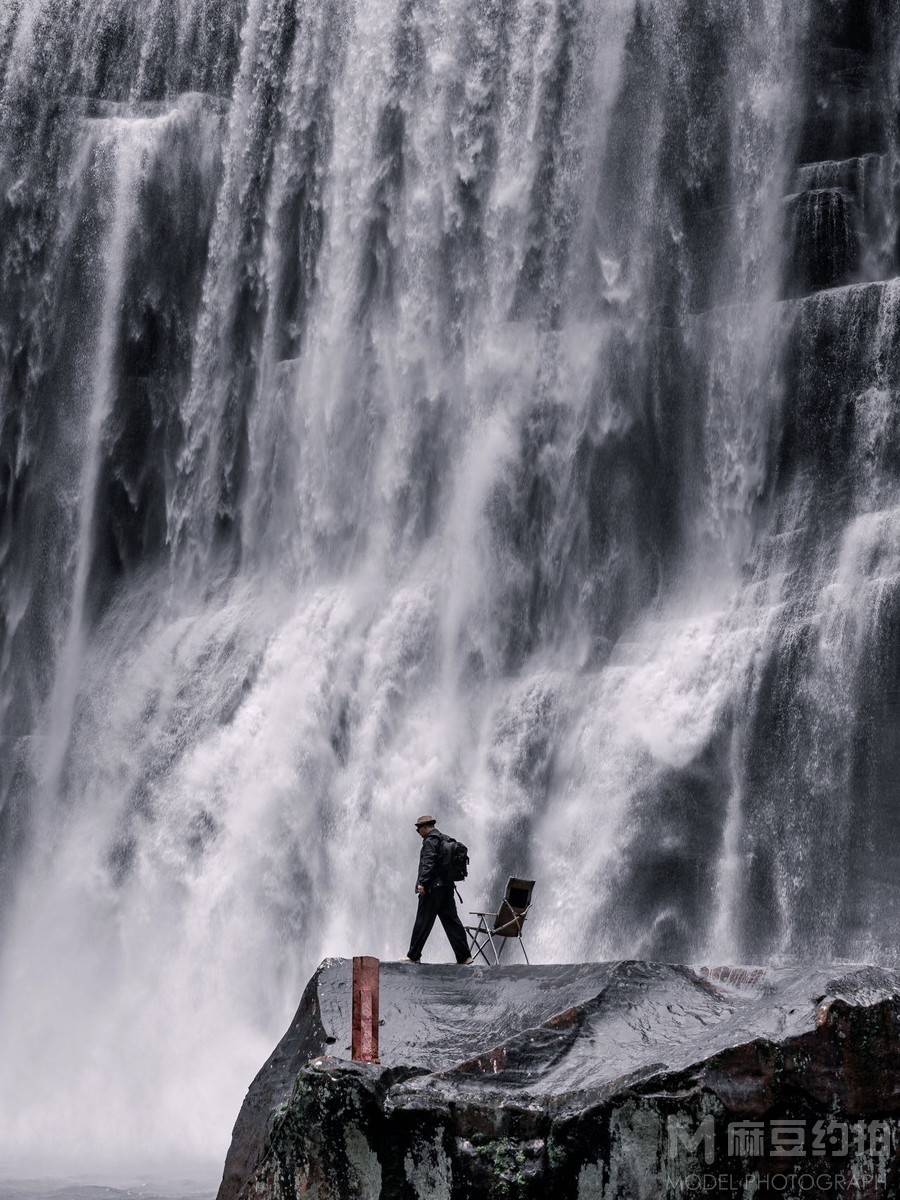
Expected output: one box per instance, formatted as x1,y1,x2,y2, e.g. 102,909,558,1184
351,955,380,1063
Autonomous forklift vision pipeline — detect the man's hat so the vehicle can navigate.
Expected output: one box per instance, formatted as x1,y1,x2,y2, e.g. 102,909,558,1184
415,814,436,828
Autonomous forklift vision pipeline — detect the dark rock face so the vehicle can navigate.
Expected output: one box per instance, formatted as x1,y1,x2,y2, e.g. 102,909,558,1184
218,960,900,1200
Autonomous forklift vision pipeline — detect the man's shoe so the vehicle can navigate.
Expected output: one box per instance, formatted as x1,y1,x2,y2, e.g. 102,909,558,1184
457,957,474,965
404,956,420,963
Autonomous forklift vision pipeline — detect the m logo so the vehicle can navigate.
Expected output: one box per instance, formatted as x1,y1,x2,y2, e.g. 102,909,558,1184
667,1115,715,1165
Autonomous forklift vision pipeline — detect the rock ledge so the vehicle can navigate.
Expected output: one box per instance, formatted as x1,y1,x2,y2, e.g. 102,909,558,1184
218,960,900,1199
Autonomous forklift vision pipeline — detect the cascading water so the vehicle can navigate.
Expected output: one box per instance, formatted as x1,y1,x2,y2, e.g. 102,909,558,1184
1,0,899,1175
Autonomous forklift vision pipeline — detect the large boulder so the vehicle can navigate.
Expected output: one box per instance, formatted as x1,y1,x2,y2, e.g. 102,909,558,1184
218,960,900,1199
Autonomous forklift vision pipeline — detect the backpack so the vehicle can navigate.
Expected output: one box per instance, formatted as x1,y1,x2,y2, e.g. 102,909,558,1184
443,836,469,882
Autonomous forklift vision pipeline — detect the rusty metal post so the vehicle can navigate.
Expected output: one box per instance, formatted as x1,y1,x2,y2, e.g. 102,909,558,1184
351,955,380,1063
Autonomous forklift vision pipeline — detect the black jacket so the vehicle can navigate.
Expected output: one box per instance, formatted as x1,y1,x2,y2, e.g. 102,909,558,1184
416,829,453,890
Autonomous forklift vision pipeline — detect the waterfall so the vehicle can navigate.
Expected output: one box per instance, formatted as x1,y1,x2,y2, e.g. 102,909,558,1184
1,0,899,1174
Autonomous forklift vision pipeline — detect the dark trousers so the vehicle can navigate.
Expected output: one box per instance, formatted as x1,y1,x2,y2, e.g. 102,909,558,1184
407,884,470,962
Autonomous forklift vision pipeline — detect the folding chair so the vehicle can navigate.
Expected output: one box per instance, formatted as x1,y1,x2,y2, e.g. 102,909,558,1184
465,877,535,966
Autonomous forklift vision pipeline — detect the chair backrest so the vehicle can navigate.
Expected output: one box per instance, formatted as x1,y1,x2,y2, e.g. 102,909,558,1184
492,877,535,938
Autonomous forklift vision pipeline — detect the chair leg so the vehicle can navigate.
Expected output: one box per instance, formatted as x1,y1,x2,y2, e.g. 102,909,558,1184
519,938,530,965
467,918,490,964
472,935,492,966
485,930,501,965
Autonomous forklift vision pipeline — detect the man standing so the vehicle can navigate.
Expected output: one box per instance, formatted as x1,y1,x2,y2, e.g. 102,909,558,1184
405,815,472,964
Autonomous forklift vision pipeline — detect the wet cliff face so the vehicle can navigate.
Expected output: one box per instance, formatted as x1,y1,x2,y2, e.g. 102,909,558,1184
221,960,900,1200
1,0,900,1170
